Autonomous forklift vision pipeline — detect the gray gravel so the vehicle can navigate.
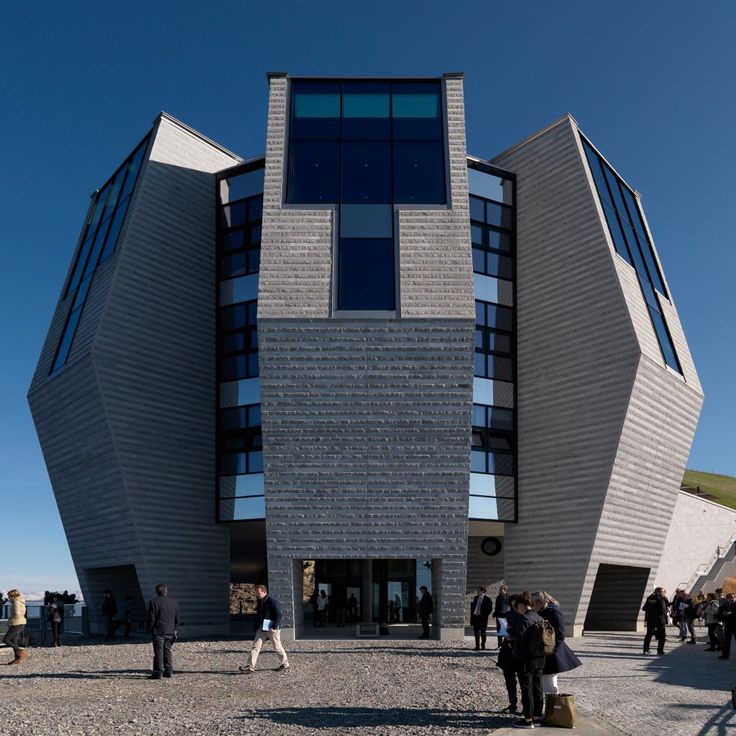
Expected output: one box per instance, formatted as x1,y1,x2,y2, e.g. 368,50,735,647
0,638,510,735
2,630,733,736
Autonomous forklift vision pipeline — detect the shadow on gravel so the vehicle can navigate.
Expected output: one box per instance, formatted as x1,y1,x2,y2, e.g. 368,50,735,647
670,702,736,735
241,707,509,730
0,668,242,680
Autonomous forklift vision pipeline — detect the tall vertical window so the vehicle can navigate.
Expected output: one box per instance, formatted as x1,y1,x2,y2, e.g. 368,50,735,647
468,162,516,523
287,79,447,311
49,134,150,375
581,136,682,373
216,162,265,521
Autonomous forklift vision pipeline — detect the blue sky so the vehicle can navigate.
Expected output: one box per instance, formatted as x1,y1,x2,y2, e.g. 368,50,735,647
1,1,734,594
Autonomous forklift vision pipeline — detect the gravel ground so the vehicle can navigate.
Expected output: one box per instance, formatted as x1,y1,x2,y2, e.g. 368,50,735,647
0,638,511,736
1,630,733,736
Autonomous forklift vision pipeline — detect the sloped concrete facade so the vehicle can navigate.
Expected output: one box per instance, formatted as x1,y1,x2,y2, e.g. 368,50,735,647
28,115,241,636
492,116,703,634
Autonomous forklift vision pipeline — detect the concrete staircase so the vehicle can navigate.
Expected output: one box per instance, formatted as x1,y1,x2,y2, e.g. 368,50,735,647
689,541,736,594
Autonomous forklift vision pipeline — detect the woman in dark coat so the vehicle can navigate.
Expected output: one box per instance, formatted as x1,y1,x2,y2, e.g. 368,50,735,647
531,590,582,694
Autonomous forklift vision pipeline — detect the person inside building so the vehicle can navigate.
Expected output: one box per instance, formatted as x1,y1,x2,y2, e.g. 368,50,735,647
240,583,289,673
316,589,329,627
100,589,117,641
2,589,28,665
642,586,668,655
530,590,581,694
418,586,433,639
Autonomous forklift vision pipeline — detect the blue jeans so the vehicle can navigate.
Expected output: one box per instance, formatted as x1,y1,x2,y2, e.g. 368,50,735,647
679,619,689,639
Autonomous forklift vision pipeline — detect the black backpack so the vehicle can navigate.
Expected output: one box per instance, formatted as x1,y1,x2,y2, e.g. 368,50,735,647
525,619,556,657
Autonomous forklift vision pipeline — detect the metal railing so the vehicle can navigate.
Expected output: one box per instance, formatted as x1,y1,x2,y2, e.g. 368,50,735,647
678,532,736,593
0,604,88,645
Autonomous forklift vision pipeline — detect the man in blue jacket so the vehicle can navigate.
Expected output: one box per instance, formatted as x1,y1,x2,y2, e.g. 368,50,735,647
146,583,179,680
240,584,290,672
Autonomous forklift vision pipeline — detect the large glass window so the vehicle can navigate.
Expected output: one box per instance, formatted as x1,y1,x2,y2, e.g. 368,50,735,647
216,161,266,521
581,136,681,373
287,79,447,311
468,162,516,523
50,134,150,376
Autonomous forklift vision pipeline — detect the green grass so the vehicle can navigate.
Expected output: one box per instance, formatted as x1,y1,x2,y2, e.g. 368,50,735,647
683,469,736,511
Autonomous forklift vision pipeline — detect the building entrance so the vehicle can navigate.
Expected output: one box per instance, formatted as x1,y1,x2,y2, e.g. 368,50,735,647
308,559,432,631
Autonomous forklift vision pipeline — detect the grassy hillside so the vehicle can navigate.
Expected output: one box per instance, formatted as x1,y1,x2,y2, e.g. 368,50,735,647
683,470,736,511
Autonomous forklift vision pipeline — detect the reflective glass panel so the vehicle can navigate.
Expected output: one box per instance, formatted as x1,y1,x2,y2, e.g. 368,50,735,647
393,141,445,204
341,141,392,203
288,141,340,203
51,307,82,374
224,168,265,203
338,238,395,310
342,82,390,139
392,82,441,139
291,82,341,139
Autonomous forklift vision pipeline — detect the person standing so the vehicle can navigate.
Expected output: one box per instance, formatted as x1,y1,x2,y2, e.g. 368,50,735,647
100,589,117,641
531,591,581,694
116,595,133,638
3,589,28,665
316,589,328,627
48,594,64,647
510,592,545,729
493,584,511,648
470,586,493,650
718,593,736,660
703,592,722,651
146,584,179,679
642,587,668,655
418,586,433,639
240,584,289,672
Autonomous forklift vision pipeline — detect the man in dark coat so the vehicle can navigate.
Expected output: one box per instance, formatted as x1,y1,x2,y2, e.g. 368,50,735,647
240,584,289,672
470,586,493,650
510,592,545,728
418,586,433,639
642,586,668,655
718,593,736,659
146,583,179,679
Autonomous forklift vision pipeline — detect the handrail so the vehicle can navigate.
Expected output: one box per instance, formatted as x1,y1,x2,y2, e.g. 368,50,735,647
678,530,736,592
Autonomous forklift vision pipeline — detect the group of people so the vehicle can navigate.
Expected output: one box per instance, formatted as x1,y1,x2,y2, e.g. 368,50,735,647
474,588,582,729
642,585,736,658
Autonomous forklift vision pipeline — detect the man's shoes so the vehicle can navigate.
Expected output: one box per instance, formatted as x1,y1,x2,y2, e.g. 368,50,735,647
656,651,665,655
512,719,535,729
643,649,650,654
148,674,162,680
687,640,696,644
718,655,730,660
501,705,519,715
474,646,479,650
274,663,290,671
163,672,173,678
481,644,486,650
238,665,254,673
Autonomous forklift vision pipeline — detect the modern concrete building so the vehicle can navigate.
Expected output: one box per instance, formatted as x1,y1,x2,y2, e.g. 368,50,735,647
29,73,703,638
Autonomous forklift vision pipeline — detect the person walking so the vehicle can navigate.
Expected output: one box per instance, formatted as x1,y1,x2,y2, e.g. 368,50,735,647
510,592,545,729
418,586,433,639
240,584,289,673
642,587,668,655
146,584,179,679
683,595,698,644
531,590,581,694
493,584,511,648
48,594,64,647
3,589,28,665
470,586,493,650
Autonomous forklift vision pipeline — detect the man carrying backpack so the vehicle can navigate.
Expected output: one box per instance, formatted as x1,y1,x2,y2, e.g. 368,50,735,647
510,592,554,729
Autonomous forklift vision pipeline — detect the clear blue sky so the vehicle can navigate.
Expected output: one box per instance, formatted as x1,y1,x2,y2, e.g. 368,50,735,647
1,1,734,595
